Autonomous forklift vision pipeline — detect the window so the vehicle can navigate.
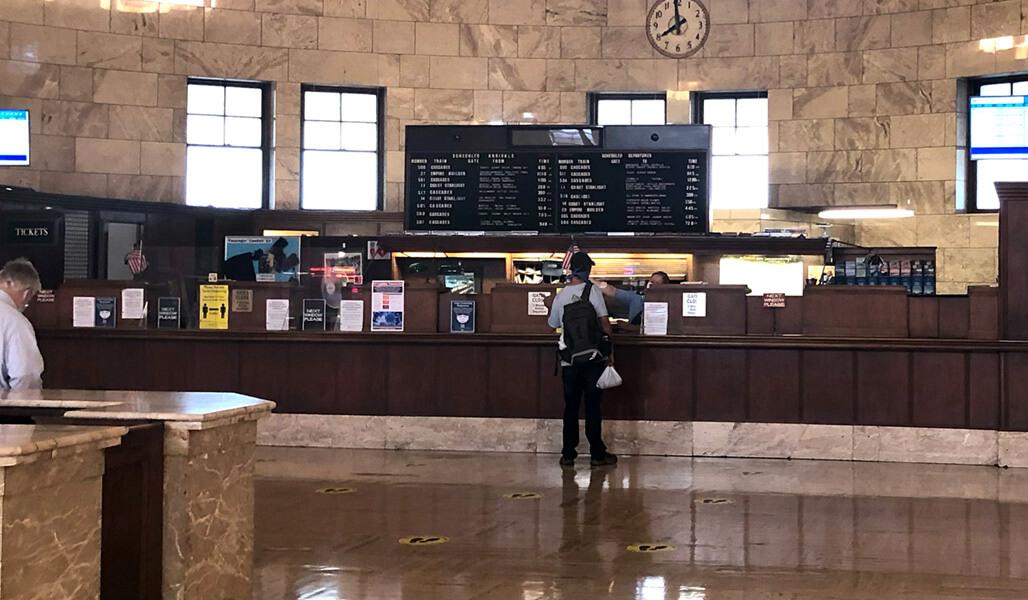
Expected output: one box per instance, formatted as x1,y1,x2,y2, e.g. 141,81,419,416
301,85,383,210
186,79,271,209
967,75,1028,211
588,92,667,126
694,92,768,209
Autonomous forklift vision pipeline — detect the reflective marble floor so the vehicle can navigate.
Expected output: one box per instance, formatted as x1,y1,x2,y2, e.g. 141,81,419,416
255,448,1028,599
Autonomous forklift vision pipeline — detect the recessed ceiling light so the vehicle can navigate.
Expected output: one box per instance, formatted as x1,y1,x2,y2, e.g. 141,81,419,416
818,207,915,219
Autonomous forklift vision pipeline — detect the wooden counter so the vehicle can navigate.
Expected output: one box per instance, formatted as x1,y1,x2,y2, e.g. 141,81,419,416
33,328,1028,432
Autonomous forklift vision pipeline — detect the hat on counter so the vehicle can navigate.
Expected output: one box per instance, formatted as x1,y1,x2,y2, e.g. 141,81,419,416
569,252,595,279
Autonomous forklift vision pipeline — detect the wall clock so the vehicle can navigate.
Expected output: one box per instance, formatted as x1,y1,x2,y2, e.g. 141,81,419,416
646,0,710,59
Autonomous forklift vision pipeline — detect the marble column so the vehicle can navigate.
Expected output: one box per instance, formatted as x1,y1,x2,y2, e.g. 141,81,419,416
162,417,259,600
0,425,126,600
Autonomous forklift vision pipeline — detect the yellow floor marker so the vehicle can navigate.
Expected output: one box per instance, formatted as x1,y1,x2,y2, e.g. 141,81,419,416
399,536,450,546
316,487,356,495
504,492,543,500
627,543,676,553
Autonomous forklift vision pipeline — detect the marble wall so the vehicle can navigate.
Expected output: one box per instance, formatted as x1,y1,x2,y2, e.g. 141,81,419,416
0,0,1020,290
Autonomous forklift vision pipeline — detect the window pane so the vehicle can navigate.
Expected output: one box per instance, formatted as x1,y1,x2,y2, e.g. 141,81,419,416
305,91,341,121
977,158,1028,210
630,99,666,125
980,82,1012,96
737,98,768,126
710,126,737,155
711,155,768,209
340,92,378,122
340,122,377,151
225,116,262,147
1012,81,1028,95
225,86,262,118
702,98,736,126
186,115,225,145
186,146,263,208
596,99,631,125
734,126,769,155
187,84,224,116
304,121,341,150
302,151,378,210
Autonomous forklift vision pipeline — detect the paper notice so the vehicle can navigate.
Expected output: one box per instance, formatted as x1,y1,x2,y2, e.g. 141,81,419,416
121,288,145,319
339,300,365,332
73,296,95,328
643,302,668,336
265,299,290,331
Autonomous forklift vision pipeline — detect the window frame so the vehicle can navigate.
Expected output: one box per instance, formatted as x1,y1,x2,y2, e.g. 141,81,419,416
587,91,668,126
299,84,386,212
185,77,274,210
692,90,770,210
965,74,1028,213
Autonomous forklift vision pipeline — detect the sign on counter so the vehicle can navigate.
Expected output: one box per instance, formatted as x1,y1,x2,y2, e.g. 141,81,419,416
643,302,668,336
682,292,707,317
121,288,145,320
371,280,404,332
302,299,326,331
528,291,551,316
763,293,786,309
265,299,290,331
199,284,229,330
450,300,476,333
157,297,180,329
339,300,364,332
72,296,95,328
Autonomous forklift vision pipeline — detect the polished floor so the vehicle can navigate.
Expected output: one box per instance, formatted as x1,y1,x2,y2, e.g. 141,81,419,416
255,448,1028,599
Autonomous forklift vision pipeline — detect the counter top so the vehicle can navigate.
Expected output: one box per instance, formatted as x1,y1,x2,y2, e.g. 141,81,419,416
0,390,276,423
0,424,127,465
33,327,1028,352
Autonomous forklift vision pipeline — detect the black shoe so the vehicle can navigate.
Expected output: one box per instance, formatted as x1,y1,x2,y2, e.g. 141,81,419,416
559,456,575,467
590,453,618,467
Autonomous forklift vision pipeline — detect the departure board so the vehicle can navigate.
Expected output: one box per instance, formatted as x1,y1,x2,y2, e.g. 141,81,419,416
405,125,711,233
556,152,706,232
407,153,553,231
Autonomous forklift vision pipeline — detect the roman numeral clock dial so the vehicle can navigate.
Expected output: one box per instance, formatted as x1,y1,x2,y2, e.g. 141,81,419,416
647,0,710,58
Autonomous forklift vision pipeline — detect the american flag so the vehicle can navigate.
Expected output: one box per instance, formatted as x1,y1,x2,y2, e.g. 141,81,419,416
561,243,579,272
126,248,148,275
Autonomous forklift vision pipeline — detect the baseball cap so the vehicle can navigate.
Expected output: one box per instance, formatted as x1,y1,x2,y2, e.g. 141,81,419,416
569,252,595,274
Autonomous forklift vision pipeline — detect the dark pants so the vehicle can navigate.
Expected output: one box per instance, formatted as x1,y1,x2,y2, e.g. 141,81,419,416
561,362,607,460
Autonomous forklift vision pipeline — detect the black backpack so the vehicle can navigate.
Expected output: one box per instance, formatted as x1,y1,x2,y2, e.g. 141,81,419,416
560,282,607,365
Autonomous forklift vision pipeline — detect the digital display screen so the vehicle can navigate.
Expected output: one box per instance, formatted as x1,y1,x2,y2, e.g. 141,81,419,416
970,96,1028,159
0,110,30,166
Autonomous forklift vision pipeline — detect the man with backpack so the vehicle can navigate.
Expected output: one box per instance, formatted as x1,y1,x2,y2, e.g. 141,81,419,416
547,252,618,468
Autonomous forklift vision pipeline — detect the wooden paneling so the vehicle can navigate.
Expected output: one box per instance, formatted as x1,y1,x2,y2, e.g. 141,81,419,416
101,423,164,600
997,183,1028,339
911,353,966,427
746,296,803,335
489,284,558,334
803,287,908,338
908,297,939,338
646,285,749,335
856,352,910,425
968,286,1000,340
801,350,855,424
695,349,747,421
969,353,1001,429
32,330,1028,431
748,350,801,422
938,296,970,339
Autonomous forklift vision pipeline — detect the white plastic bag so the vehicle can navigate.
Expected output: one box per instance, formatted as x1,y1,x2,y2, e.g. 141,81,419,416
596,365,623,390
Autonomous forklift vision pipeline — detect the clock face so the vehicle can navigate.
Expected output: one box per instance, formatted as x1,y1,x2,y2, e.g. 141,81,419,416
646,0,710,59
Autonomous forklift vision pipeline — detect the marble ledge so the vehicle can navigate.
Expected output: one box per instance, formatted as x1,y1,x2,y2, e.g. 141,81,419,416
0,424,127,467
0,389,276,424
258,414,1028,469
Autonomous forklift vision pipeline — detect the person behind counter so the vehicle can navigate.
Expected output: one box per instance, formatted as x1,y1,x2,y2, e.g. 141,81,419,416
0,258,44,390
548,252,618,469
597,271,674,325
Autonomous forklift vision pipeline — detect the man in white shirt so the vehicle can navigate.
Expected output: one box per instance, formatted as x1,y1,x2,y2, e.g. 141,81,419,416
547,252,617,468
0,258,44,390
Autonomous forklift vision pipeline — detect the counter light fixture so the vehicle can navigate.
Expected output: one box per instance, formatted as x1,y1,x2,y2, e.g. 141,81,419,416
817,207,915,220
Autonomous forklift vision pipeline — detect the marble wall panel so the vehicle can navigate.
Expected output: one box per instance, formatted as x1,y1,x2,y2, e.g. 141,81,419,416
807,52,862,86
876,81,932,116
755,22,794,56
108,106,173,142
751,0,807,23
916,146,955,181
76,138,140,175
793,86,848,118
461,24,519,57
853,426,996,465
414,88,474,120
373,20,415,54
323,0,366,18
43,0,110,32
318,17,373,52
107,174,180,202
415,22,459,55
93,69,158,106
891,11,932,48
970,0,1021,39
835,116,890,150
890,113,946,149
140,141,186,177
27,133,75,171
42,99,109,137
835,15,891,51
0,0,45,25
174,42,288,80
431,0,488,23
863,48,919,84
142,38,176,74
708,0,749,24
701,24,754,58
399,54,430,87
204,8,262,45
159,6,205,41
545,0,607,26
255,0,324,16
0,59,59,98
262,14,318,48
489,0,546,25
489,58,547,91
794,19,835,54
779,119,835,152
111,9,159,37
10,23,77,66
503,90,560,122
287,49,378,85
518,26,560,58
932,6,971,44
560,27,601,59
429,56,488,89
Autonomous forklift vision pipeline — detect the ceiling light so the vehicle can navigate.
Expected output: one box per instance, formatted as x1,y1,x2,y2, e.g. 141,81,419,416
817,207,914,219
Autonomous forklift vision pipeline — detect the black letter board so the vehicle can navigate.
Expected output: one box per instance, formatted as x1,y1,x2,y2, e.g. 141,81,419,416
405,125,711,234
